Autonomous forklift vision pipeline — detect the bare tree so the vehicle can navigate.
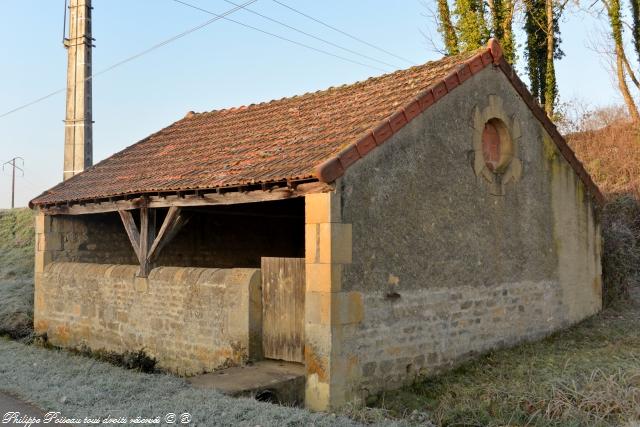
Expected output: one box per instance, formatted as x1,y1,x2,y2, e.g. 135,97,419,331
600,0,640,123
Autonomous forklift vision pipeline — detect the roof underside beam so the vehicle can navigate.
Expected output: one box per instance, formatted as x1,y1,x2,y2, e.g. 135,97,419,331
38,181,331,215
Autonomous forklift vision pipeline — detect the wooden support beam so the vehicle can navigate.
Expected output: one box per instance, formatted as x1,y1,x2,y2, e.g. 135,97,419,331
138,206,156,277
118,210,141,262
39,181,333,215
148,206,189,263
119,207,186,278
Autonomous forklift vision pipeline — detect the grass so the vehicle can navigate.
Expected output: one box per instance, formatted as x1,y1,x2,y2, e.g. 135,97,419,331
0,208,34,340
0,278,33,340
0,337,374,427
0,208,34,281
2,123,640,427
368,298,640,426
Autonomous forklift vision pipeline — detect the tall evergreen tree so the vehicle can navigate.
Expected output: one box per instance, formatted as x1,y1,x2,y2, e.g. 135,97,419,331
453,0,489,51
630,0,640,66
524,0,563,114
438,0,460,55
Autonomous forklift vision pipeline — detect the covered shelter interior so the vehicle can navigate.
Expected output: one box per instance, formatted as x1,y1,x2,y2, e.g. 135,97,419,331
56,197,306,270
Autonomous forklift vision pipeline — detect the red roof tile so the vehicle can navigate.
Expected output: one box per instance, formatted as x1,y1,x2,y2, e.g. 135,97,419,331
30,40,602,207
32,48,481,206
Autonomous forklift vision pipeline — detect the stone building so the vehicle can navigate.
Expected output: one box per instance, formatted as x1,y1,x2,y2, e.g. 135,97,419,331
30,40,603,411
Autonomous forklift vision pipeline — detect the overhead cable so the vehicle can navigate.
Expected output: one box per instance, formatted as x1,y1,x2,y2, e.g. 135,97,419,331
221,0,401,69
271,0,417,65
0,0,257,119
171,0,387,72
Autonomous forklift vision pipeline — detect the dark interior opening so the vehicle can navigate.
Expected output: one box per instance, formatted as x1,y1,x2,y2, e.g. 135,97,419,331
155,197,305,268
64,197,305,269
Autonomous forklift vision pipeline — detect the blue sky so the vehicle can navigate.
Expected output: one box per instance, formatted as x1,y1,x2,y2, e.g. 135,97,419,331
0,0,620,208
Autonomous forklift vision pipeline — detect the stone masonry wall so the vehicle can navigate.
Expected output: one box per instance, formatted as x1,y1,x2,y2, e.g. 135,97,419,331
37,212,137,266
34,262,262,375
32,200,302,377
335,65,602,402
352,281,560,395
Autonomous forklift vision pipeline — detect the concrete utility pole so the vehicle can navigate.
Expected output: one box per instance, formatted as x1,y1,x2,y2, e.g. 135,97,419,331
63,0,93,181
2,157,24,209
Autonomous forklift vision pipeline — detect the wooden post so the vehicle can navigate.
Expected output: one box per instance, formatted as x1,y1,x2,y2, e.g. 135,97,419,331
138,206,156,277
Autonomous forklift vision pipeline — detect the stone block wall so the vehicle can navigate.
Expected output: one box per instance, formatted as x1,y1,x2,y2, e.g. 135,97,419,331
350,281,561,397
304,191,363,410
35,212,136,269
34,262,262,375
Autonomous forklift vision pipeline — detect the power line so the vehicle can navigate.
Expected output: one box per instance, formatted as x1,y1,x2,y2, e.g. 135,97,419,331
271,0,417,66
220,0,401,69
0,0,258,120
171,0,387,72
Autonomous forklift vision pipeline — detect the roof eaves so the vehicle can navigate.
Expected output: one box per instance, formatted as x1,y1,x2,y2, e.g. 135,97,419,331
315,38,605,207
314,45,496,183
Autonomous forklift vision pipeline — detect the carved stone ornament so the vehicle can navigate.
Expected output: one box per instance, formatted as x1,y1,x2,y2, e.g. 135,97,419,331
471,95,523,195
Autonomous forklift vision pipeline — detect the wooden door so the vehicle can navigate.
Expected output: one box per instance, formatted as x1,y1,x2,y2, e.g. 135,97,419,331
261,257,305,363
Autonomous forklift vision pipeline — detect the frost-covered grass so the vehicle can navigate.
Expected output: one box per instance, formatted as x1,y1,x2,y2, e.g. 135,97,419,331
0,209,35,339
0,278,33,339
0,208,34,281
0,338,375,427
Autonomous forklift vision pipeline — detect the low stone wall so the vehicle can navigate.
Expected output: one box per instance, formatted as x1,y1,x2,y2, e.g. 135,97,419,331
347,280,564,400
34,262,262,375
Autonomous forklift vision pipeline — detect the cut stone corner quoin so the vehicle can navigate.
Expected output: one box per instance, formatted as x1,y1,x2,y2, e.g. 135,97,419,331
313,38,604,207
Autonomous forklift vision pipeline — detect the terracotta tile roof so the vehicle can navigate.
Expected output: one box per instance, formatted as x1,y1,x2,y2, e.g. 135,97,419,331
31,48,482,206
30,39,602,207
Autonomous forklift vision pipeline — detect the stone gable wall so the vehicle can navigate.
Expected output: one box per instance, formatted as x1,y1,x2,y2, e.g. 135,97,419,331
335,65,602,402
